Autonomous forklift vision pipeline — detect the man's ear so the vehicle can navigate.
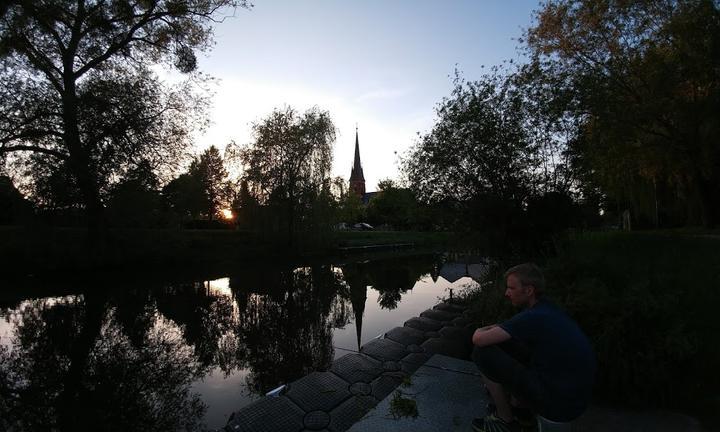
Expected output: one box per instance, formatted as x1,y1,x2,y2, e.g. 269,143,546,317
525,284,536,297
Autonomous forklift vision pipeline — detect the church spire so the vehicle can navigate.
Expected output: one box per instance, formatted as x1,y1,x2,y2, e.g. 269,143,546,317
349,125,366,197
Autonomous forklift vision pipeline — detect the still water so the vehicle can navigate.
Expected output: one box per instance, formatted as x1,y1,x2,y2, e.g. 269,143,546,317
0,253,482,431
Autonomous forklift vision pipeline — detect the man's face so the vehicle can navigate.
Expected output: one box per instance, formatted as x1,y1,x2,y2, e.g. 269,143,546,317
505,274,533,307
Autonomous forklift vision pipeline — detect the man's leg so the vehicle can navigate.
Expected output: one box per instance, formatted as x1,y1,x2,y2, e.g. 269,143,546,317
472,343,541,420
480,373,514,423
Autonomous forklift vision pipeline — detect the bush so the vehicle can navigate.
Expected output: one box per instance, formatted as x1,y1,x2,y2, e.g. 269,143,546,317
461,231,720,417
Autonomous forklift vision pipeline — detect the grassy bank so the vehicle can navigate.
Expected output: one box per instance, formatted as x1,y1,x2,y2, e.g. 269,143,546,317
0,226,454,275
460,231,720,425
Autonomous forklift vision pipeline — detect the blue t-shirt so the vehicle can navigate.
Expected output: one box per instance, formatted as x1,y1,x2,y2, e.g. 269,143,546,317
500,298,596,419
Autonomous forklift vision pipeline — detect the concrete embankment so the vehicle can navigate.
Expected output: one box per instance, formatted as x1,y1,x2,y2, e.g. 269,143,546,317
220,300,475,432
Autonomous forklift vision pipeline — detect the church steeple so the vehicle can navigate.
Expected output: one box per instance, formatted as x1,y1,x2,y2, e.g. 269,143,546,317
349,126,366,197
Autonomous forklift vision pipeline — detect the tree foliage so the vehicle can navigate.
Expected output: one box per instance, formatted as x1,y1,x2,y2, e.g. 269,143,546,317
189,145,229,220
366,179,422,230
161,146,230,223
0,0,247,228
525,0,720,227
239,106,336,244
403,71,537,206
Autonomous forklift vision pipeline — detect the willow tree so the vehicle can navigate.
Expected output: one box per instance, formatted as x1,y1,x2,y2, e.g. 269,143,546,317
0,0,248,231
239,106,336,245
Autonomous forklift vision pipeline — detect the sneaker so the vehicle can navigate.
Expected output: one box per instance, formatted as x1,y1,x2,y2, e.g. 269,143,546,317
513,407,536,430
472,413,521,432
485,403,536,430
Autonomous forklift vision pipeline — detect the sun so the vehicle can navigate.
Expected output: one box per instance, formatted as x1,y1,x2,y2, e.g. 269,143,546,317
220,209,234,220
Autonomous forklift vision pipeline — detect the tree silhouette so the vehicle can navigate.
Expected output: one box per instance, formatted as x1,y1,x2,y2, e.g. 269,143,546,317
525,0,720,226
0,0,248,232
240,106,336,245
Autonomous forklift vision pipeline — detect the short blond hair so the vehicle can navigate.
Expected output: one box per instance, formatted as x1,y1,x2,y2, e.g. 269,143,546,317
504,263,545,295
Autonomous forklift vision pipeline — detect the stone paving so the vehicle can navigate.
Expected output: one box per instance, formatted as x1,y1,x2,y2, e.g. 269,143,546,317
220,301,475,432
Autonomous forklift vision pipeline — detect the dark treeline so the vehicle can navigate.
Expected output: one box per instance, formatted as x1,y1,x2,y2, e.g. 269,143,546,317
404,0,719,236
2,0,718,254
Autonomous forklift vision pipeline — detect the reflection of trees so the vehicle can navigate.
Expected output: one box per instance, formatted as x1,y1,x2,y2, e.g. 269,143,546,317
154,282,237,368
0,254,439,430
225,265,347,395
343,255,436,310
0,295,207,431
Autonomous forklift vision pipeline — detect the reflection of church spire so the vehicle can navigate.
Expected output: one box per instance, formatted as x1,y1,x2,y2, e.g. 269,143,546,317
349,282,366,351
344,265,368,351
349,126,366,197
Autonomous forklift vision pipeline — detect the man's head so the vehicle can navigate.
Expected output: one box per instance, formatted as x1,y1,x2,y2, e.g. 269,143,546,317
504,263,545,307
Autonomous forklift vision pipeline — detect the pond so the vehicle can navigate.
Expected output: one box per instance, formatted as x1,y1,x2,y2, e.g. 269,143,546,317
0,252,484,431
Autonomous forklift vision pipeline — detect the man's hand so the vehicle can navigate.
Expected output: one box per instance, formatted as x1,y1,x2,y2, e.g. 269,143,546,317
472,325,511,347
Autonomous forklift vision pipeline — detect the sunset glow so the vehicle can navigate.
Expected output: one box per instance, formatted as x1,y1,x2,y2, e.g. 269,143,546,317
220,209,234,220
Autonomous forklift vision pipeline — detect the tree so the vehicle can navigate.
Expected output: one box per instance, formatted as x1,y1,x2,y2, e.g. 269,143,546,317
402,71,539,231
0,0,248,231
366,179,421,230
189,145,229,220
239,106,336,244
162,173,205,223
0,176,32,224
525,0,720,226
106,162,163,228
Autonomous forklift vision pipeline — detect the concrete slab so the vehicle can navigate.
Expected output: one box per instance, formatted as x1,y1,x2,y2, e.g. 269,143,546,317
420,308,460,322
347,354,488,432
328,395,378,432
400,352,432,375
330,353,383,384
404,316,443,332
433,302,467,314
225,396,306,432
439,325,472,341
360,338,408,362
285,371,351,412
421,337,471,360
385,326,427,346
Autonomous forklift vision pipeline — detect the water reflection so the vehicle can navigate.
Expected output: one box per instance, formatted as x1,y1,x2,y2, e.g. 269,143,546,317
0,253,474,430
0,294,206,431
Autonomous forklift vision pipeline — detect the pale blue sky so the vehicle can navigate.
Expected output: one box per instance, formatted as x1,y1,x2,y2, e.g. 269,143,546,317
193,1,541,190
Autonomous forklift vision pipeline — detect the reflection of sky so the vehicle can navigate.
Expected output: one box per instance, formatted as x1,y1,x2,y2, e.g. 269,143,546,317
207,277,232,297
0,269,484,430
0,295,83,349
191,367,255,428
331,274,477,354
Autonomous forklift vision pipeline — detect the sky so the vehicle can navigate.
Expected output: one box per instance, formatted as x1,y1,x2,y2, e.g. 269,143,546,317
190,0,541,191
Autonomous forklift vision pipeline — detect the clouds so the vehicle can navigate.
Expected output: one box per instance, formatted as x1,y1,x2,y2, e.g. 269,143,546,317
354,87,413,103
192,77,427,190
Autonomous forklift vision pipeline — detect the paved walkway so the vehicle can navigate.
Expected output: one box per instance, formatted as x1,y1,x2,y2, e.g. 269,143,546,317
348,354,487,432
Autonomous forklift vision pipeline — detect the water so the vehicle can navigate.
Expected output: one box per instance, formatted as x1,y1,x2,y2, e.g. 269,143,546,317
0,253,484,431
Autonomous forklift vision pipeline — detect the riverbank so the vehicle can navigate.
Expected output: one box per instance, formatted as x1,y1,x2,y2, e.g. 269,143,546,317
0,226,454,276
460,230,719,431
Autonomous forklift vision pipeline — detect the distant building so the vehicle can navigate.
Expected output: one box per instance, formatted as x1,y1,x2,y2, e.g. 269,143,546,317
349,127,376,204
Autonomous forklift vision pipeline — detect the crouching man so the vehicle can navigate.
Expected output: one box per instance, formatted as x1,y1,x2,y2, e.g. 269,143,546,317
471,263,595,432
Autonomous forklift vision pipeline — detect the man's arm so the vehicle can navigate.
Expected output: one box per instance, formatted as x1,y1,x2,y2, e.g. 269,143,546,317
472,325,511,347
